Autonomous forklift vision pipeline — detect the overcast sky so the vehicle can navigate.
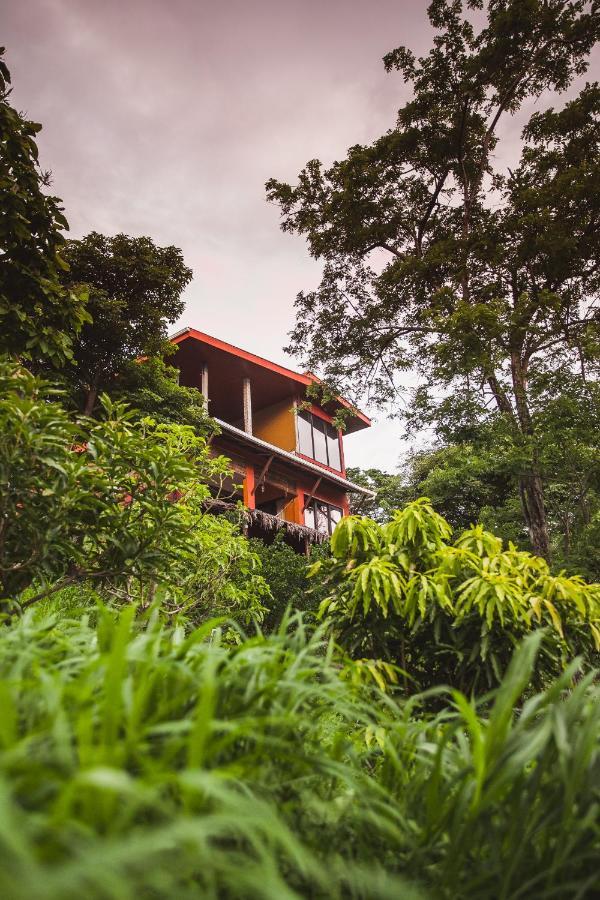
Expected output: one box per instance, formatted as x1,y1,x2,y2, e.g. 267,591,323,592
4,1,598,471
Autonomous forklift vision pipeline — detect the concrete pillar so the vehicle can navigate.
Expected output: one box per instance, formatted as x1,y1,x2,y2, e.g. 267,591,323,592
242,377,252,434
200,364,209,412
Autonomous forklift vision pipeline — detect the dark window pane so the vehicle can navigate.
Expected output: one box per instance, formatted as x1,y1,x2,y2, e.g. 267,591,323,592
312,417,328,465
326,425,341,470
304,498,315,529
329,505,342,533
315,501,329,535
297,410,313,457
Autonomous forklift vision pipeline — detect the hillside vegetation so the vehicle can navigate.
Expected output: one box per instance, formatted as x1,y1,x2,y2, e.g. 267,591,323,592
2,3,600,895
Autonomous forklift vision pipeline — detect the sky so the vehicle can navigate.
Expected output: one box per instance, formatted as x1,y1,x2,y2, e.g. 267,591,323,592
4,1,598,471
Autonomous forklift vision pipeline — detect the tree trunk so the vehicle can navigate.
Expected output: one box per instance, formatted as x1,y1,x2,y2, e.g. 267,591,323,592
581,496,591,526
518,472,551,560
510,351,551,561
83,383,98,416
562,512,571,558
487,373,513,416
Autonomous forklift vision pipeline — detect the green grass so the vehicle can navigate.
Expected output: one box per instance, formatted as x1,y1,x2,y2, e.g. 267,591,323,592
0,604,599,898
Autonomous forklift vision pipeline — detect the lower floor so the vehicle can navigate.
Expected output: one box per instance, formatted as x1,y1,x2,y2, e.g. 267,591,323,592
210,434,350,542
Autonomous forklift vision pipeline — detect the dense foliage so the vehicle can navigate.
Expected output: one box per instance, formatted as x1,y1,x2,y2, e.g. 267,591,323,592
112,356,217,433
315,499,600,694
267,0,600,560
0,359,267,622
248,534,329,631
0,48,88,364
349,377,600,577
347,466,407,522
1,606,600,898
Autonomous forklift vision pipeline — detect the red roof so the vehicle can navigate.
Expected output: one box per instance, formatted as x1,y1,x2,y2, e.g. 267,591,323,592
169,327,371,434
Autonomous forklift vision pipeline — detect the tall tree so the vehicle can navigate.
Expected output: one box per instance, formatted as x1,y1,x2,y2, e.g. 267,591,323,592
0,48,88,365
267,0,600,558
350,371,600,576
58,232,192,414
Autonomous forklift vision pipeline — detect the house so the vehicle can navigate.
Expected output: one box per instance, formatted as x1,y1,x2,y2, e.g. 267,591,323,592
169,328,374,551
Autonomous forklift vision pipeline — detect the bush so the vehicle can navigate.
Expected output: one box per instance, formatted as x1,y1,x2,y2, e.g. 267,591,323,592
0,358,269,624
376,631,600,898
249,534,329,632
0,359,203,608
315,499,600,694
0,603,419,899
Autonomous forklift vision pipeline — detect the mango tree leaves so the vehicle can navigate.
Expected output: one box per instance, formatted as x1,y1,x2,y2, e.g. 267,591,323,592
316,499,600,693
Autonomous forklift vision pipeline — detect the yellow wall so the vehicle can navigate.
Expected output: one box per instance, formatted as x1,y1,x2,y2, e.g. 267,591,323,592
252,400,296,452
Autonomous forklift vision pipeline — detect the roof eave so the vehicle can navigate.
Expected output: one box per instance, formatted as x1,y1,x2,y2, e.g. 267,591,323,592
169,327,371,432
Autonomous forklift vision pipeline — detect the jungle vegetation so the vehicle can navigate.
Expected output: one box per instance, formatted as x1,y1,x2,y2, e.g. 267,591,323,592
2,4,600,896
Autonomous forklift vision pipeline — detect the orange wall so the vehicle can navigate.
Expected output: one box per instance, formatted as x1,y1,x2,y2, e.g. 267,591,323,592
252,400,296,452
281,494,300,523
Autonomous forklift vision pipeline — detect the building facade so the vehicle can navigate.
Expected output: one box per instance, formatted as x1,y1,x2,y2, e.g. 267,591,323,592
170,328,374,548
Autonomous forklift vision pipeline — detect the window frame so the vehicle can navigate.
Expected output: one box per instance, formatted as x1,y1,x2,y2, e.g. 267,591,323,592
296,409,343,472
303,497,344,535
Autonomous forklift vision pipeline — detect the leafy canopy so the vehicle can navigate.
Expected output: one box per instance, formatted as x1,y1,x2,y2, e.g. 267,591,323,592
357,371,600,575
111,355,217,433
347,466,408,522
58,231,192,413
0,48,88,364
267,0,600,559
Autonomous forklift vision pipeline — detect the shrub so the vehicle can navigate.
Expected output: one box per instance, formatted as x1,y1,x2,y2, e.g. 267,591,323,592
315,499,600,693
249,534,329,632
163,512,271,626
0,603,419,899
376,631,600,898
0,359,269,625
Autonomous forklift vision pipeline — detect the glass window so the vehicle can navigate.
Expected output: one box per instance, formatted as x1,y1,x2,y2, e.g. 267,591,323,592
304,498,344,536
326,425,341,471
297,410,314,458
304,501,315,529
315,501,329,534
312,418,329,466
329,505,342,531
296,410,342,471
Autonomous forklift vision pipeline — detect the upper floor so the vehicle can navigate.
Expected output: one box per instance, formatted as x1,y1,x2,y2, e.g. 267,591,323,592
169,327,370,476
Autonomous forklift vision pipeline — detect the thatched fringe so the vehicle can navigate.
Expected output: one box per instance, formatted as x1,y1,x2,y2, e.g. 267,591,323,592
202,498,328,545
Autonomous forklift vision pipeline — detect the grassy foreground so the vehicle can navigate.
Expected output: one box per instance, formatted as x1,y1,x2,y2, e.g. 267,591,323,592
1,605,599,899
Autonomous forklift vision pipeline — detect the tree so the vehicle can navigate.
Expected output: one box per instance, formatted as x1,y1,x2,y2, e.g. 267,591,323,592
350,377,600,573
0,48,88,365
111,356,217,435
57,232,192,414
533,374,600,576
267,0,600,559
348,448,517,532
404,371,600,571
